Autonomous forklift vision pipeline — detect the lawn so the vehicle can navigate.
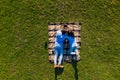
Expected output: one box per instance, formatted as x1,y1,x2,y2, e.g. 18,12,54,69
0,0,120,80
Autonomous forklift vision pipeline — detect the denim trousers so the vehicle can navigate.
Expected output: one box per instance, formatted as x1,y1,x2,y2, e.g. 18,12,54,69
54,46,63,65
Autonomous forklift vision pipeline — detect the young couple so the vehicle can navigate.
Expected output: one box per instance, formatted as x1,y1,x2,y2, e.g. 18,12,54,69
54,24,79,68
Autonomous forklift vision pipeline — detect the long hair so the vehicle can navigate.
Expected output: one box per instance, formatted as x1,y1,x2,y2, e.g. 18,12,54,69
68,31,74,37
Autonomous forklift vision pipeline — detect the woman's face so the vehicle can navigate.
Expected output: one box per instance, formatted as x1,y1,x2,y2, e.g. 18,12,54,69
68,28,72,32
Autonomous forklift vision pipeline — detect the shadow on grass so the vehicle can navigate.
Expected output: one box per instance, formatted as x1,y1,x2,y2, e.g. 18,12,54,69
72,61,78,80
54,61,78,80
44,41,48,49
54,68,64,80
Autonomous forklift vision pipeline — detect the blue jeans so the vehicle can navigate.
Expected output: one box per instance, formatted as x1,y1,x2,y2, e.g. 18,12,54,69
54,46,63,65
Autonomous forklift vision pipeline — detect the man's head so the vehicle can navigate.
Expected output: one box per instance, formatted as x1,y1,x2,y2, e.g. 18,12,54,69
62,24,69,31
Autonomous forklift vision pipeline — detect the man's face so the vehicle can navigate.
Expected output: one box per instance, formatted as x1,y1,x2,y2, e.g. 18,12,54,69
64,27,68,31
61,25,69,31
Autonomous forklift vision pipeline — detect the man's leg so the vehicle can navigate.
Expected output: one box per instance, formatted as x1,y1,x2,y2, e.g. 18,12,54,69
58,53,63,65
69,46,75,55
58,47,64,68
54,47,59,68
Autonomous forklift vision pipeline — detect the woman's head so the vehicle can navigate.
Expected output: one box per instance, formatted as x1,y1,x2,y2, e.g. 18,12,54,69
68,27,72,32
68,27,74,37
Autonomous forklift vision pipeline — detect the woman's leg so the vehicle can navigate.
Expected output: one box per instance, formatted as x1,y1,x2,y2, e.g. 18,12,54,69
69,46,74,54
58,47,63,65
69,46,78,55
74,46,79,55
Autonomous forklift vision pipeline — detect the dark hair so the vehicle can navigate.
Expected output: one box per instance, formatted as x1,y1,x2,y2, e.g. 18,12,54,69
63,24,67,28
62,24,68,35
68,31,74,37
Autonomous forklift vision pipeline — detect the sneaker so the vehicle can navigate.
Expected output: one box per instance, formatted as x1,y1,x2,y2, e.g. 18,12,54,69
58,65,64,68
71,52,76,55
54,64,58,68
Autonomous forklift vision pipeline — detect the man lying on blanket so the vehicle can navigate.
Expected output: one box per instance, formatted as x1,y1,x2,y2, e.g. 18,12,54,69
54,24,79,68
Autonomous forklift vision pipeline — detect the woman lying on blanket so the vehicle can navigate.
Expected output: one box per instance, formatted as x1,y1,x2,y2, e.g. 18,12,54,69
62,27,79,55
67,28,79,55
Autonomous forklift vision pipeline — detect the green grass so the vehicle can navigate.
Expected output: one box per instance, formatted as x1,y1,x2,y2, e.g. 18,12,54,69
0,0,120,80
